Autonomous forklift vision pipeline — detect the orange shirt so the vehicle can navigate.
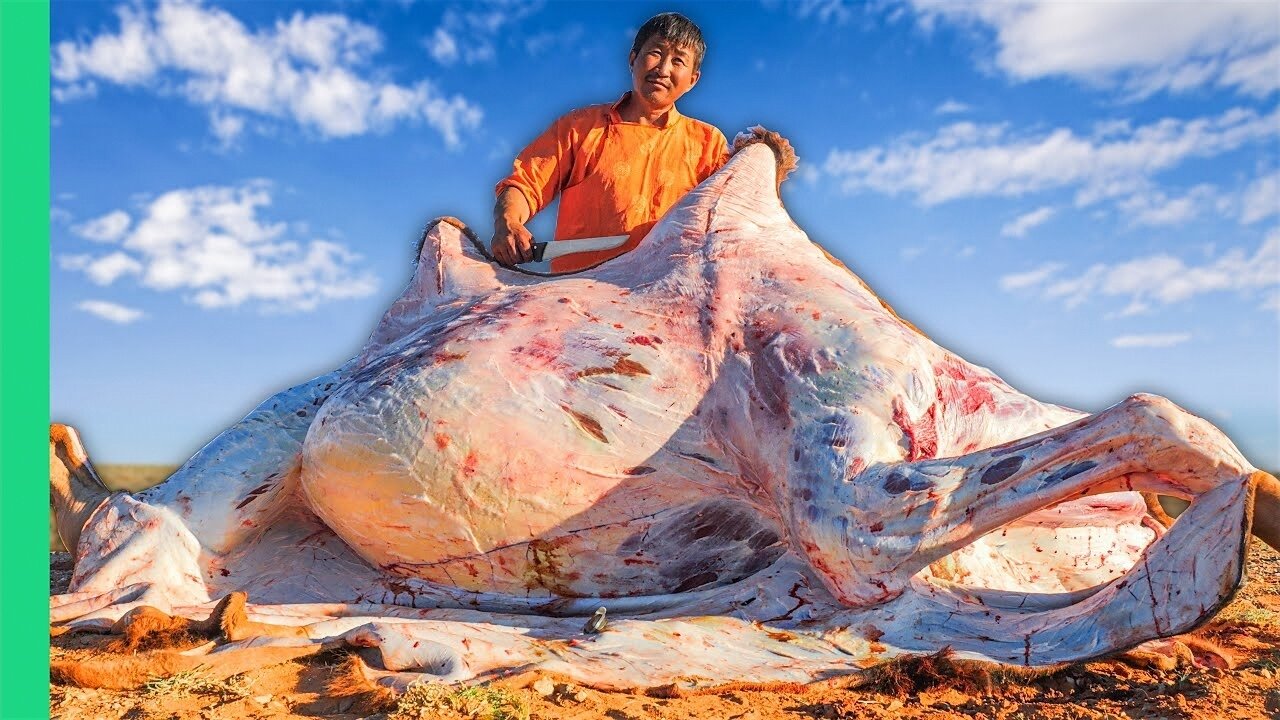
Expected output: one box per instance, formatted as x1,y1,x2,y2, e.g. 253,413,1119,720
496,92,730,272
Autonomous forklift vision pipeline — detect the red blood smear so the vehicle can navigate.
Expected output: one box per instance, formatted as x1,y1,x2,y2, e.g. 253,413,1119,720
934,357,997,416
627,335,663,346
892,396,938,461
516,335,566,373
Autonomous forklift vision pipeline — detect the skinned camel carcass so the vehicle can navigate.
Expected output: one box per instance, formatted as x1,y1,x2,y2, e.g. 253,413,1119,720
51,129,1280,694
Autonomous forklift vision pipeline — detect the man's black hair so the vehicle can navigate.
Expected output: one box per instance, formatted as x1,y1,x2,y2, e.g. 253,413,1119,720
630,12,706,70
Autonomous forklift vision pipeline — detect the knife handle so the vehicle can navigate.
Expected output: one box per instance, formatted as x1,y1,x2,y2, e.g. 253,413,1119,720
530,241,548,263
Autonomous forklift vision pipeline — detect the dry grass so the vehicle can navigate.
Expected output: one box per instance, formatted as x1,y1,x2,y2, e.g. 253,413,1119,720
142,668,254,699
97,464,179,492
390,682,530,720
1218,603,1280,628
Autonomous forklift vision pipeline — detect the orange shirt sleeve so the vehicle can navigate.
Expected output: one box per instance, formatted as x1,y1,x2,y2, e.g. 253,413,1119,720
494,112,577,217
696,126,731,183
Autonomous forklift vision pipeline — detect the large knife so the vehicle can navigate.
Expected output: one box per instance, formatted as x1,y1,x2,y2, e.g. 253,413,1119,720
526,233,630,264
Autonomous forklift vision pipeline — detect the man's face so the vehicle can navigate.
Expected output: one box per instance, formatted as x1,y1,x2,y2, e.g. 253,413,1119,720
628,36,700,110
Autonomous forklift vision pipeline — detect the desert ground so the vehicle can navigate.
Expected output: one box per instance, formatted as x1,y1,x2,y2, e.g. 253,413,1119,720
49,466,1280,720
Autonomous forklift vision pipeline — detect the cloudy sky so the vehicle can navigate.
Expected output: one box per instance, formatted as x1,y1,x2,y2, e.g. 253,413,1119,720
51,1,1278,467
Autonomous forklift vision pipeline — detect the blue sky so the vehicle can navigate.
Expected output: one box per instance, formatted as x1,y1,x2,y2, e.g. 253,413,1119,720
50,0,1278,467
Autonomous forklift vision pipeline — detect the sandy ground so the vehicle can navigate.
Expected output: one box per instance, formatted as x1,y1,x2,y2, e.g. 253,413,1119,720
49,539,1280,720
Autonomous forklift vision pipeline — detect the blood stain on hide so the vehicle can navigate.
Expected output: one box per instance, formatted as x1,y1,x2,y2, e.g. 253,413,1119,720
234,483,273,510
935,356,997,415
677,451,719,467
434,433,451,450
624,501,787,593
1042,460,1098,486
672,571,720,592
884,472,910,494
559,405,608,443
981,456,1023,485
524,536,584,596
575,357,651,379
883,471,933,495
892,397,938,461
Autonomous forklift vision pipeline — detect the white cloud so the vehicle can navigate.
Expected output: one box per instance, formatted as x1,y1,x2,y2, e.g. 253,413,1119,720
823,105,1279,206
425,4,539,66
77,299,145,324
60,252,144,285
900,246,924,261
999,261,1063,291
1262,290,1280,314
58,181,378,312
934,99,971,115
53,5,158,85
1043,263,1108,309
51,81,98,103
426,27,460,65
907,1,1279,99
1241,171,1280,224
1000,205,1054,238
775,0,860,25
52,1,483,146
1221,43,1280,97
1117,184,1216,227
1017,229,1280,312
525,25,584,57
1110,333,1192,349
209,110,245,149
1113,299,1151,318
72,210,131,242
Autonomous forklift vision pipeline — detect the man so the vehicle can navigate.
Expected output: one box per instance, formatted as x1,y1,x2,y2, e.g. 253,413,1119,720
492,12,730,272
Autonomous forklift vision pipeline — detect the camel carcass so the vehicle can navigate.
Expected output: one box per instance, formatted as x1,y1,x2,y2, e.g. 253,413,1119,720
51,129,1279,693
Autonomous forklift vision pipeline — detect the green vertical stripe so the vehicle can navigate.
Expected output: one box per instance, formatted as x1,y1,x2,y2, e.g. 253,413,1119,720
1,0,51,717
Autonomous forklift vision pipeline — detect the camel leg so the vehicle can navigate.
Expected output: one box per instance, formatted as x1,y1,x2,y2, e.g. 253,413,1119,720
55,592,310,646
51,642,326,690
1249,470,1280,552
50,424,111,552
212,591,310,641
803,394,1259,605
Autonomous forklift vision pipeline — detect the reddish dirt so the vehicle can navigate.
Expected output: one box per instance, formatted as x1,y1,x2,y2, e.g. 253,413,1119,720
50,541,1280,720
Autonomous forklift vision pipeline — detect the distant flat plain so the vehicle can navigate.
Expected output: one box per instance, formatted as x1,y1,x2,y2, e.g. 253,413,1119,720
98,464,179,492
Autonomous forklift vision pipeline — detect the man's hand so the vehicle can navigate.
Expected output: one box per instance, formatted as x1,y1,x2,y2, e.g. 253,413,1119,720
492,187,535,266
491,219,535,266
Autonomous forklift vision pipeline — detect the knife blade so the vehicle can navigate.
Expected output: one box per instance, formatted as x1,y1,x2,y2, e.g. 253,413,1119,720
527,234,630,264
